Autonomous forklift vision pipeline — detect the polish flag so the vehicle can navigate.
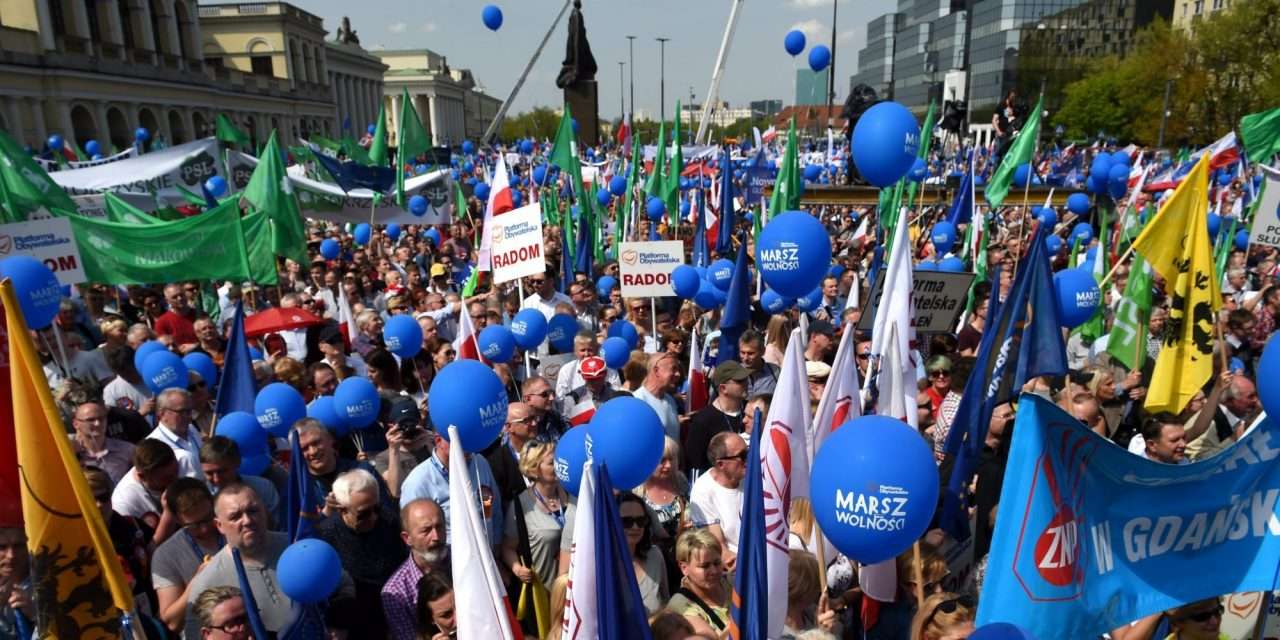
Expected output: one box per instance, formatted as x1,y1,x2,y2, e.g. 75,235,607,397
448,426,524,640
687,327,708,413
562,460,598,639
566,396,597,427
453,304,483,362
809,324,862,462
760,126,778,145
336,286,359,350
477,155,515,271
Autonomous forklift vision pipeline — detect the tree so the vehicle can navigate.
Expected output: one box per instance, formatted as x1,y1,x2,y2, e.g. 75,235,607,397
499,107,561,142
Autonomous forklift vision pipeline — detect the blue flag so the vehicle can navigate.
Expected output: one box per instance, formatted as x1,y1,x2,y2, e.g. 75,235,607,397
311,148,396,193
593,464,654,640
559,223,573,294
214,302,256,417
574,204,593,277
940,229,1067,539
232,547,273,640
287,430,320,543
692,182,710,268
945,168,974,226
717,233,751,365
716,147,736,257
729,409,768,639
200,179,222,210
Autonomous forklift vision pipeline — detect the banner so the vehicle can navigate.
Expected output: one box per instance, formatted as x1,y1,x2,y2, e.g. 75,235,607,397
233,151,453,225
489,203,545,284
978,394,1280,638
0,217,86,285
1249,166,1280,249
49,138,221,204
744,166,777,206
69,192,157,219
857,271,975,335
35,146,135,170
618,240,683,298
67,200,252,284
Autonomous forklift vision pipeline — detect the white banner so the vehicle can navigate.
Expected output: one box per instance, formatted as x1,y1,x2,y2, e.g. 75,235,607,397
0,217,86,285
231,151,454,226
36,146,136,170
618,240,683,298
69,192,155,219
49,138,221,204
489,203,545,284
1248,165,1280,249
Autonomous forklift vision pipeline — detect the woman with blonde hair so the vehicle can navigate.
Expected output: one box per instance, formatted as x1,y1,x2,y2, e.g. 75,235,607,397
782,550,840,638
636,437,690,539
667,529,731,637
910,592,975,640
99,316,129,350
764,315,793,368
502,441,568,599
865,545,951,639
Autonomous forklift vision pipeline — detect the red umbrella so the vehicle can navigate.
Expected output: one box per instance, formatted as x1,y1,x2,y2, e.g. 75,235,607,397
243,307,324,337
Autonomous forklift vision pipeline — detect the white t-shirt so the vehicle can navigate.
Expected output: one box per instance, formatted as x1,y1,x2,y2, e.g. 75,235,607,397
43,349,114,387
521,291,574,320
554,359,623,397
112,468,162,520
688,471,743,554
103,376,152,413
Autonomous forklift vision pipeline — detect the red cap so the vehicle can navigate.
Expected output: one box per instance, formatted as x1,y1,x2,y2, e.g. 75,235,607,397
579,356,607,380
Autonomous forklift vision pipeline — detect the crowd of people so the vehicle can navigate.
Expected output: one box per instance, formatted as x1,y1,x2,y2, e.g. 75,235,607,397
3,118,1270,640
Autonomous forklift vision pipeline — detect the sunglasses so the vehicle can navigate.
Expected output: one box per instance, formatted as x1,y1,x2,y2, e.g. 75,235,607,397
621,516,648,529
923,594,975,629
718,451,748,463
1184,605,1224,623
929,370,951,378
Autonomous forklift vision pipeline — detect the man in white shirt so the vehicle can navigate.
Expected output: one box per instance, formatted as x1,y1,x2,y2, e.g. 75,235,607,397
632,352,682,440
554,332,622,397
688,431,747,570
277,293,311,362
147,388,204,478
521,272,572,320
112,439,183,544
102,344,155,417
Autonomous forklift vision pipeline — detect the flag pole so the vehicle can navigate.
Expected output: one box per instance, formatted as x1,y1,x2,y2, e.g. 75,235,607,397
519,280,532,379
1012,84,1046,267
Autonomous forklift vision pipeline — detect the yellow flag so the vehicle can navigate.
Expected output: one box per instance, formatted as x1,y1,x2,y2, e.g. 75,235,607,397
2,280,135,638
1131,153,1221,414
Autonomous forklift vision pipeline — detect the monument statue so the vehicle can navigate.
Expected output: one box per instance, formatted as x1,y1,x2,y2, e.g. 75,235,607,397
556,1,600,146
336,17,360,45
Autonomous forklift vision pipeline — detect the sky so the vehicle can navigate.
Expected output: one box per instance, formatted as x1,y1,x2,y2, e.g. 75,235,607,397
298,0,885,122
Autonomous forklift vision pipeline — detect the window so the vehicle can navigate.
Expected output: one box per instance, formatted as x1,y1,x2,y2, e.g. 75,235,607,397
206,56,224,69
251,55,273,76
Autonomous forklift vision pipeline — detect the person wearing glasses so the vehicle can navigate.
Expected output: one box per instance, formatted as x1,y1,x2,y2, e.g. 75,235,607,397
521,376,569,444
909,592,975,640
501,441,569,607
148,388,205,476
520,271,572,321
70,400,136,484
1159,597,1226,640
568,281,600,333
316,469,408,640
485,402,539,504
194,586,251,640
920,355,961,463
151,479,222,632
617,493,670,615
687,432,747,572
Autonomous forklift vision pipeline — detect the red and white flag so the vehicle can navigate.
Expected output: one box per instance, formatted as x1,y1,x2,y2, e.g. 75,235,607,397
809,324,862,462
687,327,708,413
566,396,596,427
761,126,778,145
448,426,523,640
477,155,515,271
336,286,359,349
864,207,918,430
453,304,482,362
759,328,812,638
562,460,598,639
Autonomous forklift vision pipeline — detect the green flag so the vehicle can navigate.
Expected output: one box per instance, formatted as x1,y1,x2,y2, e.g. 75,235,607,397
396,88,431,207
768,118,801,217
1215,216,1238,281
645,120,667,202
102,192,164,225
460,268,480,298
216,114,252,147
1240,107,1280,163
665,102,683,225
906,101,937,210
67,199,252,284
620,133,642,246
0,130,79,222
243,131,308,265
984,94,1044,209
242,209,280,285
368,103,389,167
550,105,587,260
1106,254,1153,371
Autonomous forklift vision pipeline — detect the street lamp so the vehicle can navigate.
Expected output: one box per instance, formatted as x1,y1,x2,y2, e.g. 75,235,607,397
656,37,670,123
626,36,636,116
618,62,625,119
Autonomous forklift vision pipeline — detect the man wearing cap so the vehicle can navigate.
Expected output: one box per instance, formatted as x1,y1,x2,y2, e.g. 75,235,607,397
427,263,455,295
683,361,750,477
554,332,622,397
317,323,369,378
374,397,434,500
804,319,837,364
561,356,628,426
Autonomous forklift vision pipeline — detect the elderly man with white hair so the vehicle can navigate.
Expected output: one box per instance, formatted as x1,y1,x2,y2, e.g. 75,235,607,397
147,387,203,478
315,469,407,640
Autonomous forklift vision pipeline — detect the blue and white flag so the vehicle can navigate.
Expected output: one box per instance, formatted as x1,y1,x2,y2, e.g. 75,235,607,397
214,302,256,417
980,394,1280,638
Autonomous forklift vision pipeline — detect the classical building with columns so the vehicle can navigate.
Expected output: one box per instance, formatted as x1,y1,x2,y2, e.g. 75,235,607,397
376,49,502,147
0,1,384,151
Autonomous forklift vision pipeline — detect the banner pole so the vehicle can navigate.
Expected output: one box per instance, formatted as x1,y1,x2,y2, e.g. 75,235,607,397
650,298,658,349
519,279,532,379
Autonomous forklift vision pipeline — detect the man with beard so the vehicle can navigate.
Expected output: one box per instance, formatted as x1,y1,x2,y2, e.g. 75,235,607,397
382,499,449,640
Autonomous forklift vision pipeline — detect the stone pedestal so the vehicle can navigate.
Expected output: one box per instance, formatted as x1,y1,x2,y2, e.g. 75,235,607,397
564,80,599,147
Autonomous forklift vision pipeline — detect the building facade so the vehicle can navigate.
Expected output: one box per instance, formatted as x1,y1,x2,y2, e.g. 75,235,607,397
678,102,754,129
326,38,389,136
1171,0,1232,28
850,12,903,100
749,99,783,119
795,68,830,106
376,49,502,147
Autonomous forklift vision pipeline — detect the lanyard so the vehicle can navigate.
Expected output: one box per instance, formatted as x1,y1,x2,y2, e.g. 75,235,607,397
531,486,564,528
182,530,224,560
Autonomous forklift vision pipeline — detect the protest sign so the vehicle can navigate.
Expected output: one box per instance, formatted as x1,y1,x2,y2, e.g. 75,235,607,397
0,217,85,285
49,138,220,204
489,203,544,284
744,165,778,206
35,147,136,171
857,271,974,334
978,394,1280,639
1219,592,1266,639
618,241,683,298
1248,166,1280,249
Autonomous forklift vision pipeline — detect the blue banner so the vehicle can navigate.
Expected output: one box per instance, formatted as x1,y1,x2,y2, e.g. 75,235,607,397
978,394,1280,638
744,166,777,206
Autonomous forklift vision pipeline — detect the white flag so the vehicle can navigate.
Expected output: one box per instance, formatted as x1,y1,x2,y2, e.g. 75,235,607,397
448,426,520,640
561,461,598,639
865,208,919,429
809,324,862,461
477,154,511,271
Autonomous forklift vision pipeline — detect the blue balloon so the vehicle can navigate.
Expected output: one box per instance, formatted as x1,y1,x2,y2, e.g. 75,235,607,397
1035,207,1058,229
970,622,1038,640
1013,163,1032,187
134,340,167,373
134,127,149,143
1045,234,1064,254
519,139,535,155
761,288,788,313
463,161,475,174
84,140,100,156
478,325,516,362
601,336,630,369
596,275,618,300
808,44,831,72
409,194,428,216
1237,229,1251,251
672,264,701,299
608,319,639,351
278,539,343,604
908,158,928,182
205,176,228,197
254,382,305,438
474,182,491,202
240,452,271,476
1207,213,1222,240
784,29,806,56
510,308,548,350
1107,175,1127,199
609,175,628,197
938,256,965,272
481,3,504,29
367,124,376,135
415,164,428,175
916,260,938,271
333,376,380,429
216,412,268,456
1054,268,1101,329
680,200,691,217
1111,150,1132,168
182,352,217,388
757,211,832,297
1218,171,1233,187
1085,246,1098,262
1067,192,1090,215
810,415,939,563
47,134,63,151
353,223,371,246
532,165,547,184
319,238,340,261
1108,164,1129,183
511,190,523,207
1071,222,1093,245
0,256,61,329
795,286,823,312
851,101,920,187
1258,336,1280,418
307,396,349,435
708,258,734,291
803,164,822,182
547,314,578,353
694,278,719,309
141,350,188,394
646,196,665,221
429,360,507,452
930,221,957,255
383,315,423,358
386,223,402,242
461,140,475,155
1086,174,1104,195
424,227,441,247
554,426,589,496
597,189,612,207
587,397,665,489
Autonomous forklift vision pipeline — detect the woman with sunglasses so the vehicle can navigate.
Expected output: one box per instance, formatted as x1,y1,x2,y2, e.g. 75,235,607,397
909,592,975,640
1164,597,1226,640
866,545,950,640
921,355,962,465
617,493,670,615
